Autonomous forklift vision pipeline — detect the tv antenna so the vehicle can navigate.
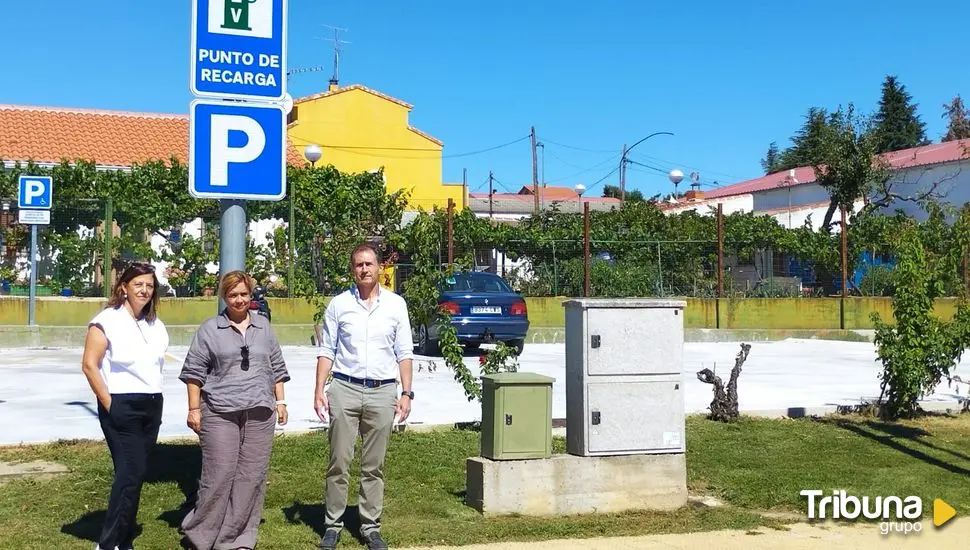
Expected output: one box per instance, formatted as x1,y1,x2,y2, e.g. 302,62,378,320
320,25,351,84
287,65,326,82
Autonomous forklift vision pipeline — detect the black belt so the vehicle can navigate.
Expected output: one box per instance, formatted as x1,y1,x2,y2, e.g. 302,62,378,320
332,372,397,388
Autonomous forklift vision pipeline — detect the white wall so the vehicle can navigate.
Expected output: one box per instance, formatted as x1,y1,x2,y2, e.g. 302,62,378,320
753,181,830,212
766,199,866,231
873,159,970,220
662,193,753,216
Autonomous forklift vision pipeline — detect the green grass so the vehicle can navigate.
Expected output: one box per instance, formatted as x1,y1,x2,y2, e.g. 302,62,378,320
1,412,969,548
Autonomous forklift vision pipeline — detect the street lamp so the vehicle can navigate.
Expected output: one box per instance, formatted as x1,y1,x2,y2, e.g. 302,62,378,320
575,183,586,213
619,131,674,202
304,144,322,166
290,143,322,296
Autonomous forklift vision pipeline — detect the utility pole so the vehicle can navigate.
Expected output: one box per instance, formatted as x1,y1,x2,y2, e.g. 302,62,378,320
447,198,454,266
531,126,539,214
619,143,628,202
488,171,494,219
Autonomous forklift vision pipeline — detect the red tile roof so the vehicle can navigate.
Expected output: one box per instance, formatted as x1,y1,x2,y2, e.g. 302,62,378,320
706,140,970,199
0,104,306,168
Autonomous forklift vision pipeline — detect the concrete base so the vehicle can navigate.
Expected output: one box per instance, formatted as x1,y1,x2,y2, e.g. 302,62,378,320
465,452,687,516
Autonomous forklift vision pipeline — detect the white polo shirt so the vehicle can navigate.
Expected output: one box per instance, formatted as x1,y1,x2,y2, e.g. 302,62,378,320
317,285,414,381
89,306,169,394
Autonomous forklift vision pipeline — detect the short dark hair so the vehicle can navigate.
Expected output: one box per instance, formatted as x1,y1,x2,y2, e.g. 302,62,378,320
106,261,160,322
350,243,381,267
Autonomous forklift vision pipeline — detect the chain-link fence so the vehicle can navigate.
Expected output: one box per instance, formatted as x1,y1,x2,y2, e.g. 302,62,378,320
0,195,902,300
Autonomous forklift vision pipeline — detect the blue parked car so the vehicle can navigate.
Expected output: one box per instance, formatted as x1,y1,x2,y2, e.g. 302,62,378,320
413,271,530,356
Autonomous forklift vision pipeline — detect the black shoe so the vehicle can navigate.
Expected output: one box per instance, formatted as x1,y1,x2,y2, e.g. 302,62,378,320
319,529,340,550
363,531,388,550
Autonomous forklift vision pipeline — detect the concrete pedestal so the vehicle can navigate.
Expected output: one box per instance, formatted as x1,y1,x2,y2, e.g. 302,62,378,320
465,452,687,516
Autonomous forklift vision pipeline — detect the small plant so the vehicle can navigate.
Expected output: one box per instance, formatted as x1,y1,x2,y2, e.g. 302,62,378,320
871,217,970,419
479,342,520,376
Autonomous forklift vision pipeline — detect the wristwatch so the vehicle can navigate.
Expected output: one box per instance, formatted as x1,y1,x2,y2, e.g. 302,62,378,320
401,390,415,400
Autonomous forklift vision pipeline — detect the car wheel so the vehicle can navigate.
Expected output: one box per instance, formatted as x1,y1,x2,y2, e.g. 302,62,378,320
419,324,439,356
507,339,525,356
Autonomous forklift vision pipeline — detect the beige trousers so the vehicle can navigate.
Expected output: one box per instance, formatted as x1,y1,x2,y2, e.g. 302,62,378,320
324,378,398,536
180,402,277,550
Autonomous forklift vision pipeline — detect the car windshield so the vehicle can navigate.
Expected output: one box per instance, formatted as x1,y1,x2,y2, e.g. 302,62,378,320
442,273,512,293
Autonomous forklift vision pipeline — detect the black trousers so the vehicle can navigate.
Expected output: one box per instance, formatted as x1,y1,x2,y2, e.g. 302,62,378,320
97,393,164,549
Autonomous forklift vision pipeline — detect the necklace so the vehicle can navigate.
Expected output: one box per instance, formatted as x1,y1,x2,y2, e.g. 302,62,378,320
125,304,149,344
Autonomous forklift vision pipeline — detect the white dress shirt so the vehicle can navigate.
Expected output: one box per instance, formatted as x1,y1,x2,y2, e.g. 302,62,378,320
89,306,169,394
317,284,414,381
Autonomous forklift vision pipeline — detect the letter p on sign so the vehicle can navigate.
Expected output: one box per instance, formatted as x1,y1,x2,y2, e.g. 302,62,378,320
209,114,266,187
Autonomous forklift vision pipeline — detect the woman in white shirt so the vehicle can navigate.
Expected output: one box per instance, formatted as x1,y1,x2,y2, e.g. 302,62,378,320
81,261,169,550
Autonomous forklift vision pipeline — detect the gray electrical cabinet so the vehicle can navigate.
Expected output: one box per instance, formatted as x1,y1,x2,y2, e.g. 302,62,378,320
564,298,686,456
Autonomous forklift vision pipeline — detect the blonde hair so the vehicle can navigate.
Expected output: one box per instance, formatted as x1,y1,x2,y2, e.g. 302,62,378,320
219,270,255,301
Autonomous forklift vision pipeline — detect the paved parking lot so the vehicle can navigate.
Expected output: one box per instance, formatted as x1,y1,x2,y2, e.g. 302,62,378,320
0,340,965,445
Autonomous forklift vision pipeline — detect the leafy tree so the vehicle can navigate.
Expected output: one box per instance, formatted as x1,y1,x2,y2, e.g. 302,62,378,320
603,184,645,202
872,75,929,153
871,205,970,419
810,104,890,230
761,142,783,174
941,95,970,142
282,165,409,319
778,107,833,171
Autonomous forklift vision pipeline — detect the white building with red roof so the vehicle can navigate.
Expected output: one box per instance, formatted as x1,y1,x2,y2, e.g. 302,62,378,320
661,140,970,228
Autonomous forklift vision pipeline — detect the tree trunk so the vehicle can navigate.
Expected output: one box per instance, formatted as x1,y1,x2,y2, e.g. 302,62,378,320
696,343,752,422
821,199,839,231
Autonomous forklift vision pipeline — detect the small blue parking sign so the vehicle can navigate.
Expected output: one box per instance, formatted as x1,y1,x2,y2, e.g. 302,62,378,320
189,99,286,201
18,175,53,210
190,0,287,101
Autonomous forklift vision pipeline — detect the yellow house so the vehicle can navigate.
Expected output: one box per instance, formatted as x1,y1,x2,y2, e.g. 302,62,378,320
285,81,465,211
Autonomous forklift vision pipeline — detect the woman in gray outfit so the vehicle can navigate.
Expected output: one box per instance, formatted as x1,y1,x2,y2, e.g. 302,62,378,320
178,270,290,550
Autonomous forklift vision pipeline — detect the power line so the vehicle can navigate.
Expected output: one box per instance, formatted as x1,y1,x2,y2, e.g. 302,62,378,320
585,166,621,194
545,153,621,184
287,134,531,160
542,135,741,185
538,137,617,153
630,153,741,182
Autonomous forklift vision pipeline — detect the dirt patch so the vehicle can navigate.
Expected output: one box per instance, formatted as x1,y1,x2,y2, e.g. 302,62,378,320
0,460,69,483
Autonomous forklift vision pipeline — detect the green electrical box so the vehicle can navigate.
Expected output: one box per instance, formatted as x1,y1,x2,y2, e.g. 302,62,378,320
480,372,555,460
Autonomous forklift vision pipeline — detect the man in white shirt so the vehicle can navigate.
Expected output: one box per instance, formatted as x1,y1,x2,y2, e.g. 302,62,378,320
314,244,414,550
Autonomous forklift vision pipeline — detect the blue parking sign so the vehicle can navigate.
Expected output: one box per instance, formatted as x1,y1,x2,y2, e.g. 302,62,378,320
188,99,286,201
18,175,53,210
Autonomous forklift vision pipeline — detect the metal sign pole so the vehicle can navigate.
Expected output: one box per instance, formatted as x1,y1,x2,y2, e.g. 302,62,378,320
218,199,247,312
28,224,37,326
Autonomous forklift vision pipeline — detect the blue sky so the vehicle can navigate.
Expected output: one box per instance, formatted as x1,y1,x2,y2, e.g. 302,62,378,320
2,1,968,199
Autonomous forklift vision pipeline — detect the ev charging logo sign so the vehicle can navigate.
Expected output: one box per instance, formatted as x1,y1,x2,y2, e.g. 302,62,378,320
189,99,286,201
209,0,272,39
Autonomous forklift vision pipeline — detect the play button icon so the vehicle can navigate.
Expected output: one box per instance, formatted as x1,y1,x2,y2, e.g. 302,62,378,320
934,498,956,527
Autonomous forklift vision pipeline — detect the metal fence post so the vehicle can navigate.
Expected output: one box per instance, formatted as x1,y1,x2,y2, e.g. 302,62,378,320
103,197,113,298
552,240,558,296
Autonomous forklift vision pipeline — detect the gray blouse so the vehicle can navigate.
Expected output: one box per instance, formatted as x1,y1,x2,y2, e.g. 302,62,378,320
179,310,290,413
